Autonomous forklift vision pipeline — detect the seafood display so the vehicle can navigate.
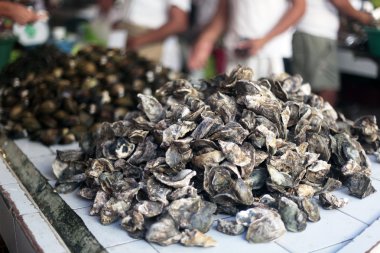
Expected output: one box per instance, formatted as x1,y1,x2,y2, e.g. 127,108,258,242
53,66,379,246
0,45,178,145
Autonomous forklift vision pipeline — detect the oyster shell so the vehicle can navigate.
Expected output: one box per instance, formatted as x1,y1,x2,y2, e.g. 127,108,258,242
90,190,109,216
180,229,217,247
298,197,320,222
353,115,378,143
50,65,379,247
346,174,376,199
216,219,245,235
1,46,176,145
153,170,196,189
145,215,182,246
319,192,348,209
137,94,164,123
236,208,286,243
121,210,145,239
278,197,307,232
147,178,172,206
167,197,216,233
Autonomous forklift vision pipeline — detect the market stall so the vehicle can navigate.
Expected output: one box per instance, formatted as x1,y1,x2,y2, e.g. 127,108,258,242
1,1,380,253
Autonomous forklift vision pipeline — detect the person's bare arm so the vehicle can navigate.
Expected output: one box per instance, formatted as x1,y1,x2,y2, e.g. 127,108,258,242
329,0,373,25
0,2,40,25
127,5,188,49
238,0,306,56
187,0,228,70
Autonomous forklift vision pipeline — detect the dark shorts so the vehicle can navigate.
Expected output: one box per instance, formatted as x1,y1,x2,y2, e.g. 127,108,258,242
292,31,340,92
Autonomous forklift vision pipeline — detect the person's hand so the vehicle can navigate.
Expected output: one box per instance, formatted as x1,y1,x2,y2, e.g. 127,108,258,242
236,38,268,56
126,36,144,50
358,12,375,25
187,38,214,71
8,3,41,25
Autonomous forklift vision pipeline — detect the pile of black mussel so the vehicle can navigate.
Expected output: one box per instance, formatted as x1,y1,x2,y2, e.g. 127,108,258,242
0,45,177,145
53,66,379,247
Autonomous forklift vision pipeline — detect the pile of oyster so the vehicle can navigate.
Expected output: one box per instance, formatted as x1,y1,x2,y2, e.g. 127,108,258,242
53,66,379,247
0,45,177,145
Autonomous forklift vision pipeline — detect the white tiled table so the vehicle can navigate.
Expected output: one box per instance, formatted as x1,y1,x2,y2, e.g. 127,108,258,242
0,159,68,253
1,138,380,253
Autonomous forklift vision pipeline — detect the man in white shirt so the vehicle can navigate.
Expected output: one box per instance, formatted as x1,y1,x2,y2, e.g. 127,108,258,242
122,0,190,71
77,0,123,45
292,0,373,106
187,0,305,79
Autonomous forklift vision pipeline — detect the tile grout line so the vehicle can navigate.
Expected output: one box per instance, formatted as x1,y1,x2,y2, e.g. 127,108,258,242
0,174,40,217
309,239,352,253
1,159,70,248
336,208,375,226
104,239,144,250
149,242,161,253
0,162,67,252
148,242,161,253
337,218,380,253
274,241,293,253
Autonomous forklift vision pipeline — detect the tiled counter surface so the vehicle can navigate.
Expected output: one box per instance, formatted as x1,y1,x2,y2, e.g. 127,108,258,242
1,138,380,253
0,151,68,252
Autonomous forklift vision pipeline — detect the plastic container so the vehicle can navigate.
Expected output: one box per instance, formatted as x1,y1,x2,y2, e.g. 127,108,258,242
13,20,49,46
365,27,380,57
0,36,16,71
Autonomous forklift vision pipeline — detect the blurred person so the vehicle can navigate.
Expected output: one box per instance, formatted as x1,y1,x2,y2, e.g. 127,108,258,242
120,0,190,71
188,0,306,79
190,0,220,38
292,0,374,106
0,1,41,24
77,0,122,44
185,0,220,78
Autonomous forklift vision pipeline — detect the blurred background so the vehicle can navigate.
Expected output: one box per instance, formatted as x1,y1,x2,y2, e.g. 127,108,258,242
0,2,380,122
1,0,379,119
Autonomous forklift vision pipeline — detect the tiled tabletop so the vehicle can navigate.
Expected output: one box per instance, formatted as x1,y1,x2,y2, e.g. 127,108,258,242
2,138,380,253
0,159,68,253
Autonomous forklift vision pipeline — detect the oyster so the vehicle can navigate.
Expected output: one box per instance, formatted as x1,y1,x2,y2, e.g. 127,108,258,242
278,197,307,232
167,197,216,233
137,94,164,123
90,190,109,216
346,174,376,199
297,197,320,222
168,186,198,200
147,178,172,206
236,208,286,243
319,192,348,209
207,92,237,123
216,219,245,235
353,116,378,143
51,65,379,247
153,170,196,189
145,214,182,246
180,229,217,247
121,210,145,239
1,45,177,145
